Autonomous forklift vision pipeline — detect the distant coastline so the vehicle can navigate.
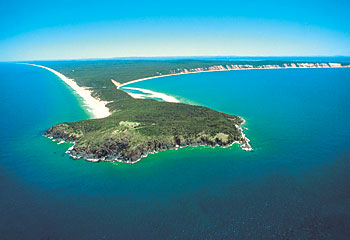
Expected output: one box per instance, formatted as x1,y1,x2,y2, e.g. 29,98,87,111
118,62,349,89
20,63,110,119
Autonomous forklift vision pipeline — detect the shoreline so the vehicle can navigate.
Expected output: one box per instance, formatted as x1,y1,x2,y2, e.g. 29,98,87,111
118,62,349,89
45,114,252,164
59,127,252,164
21,63,110,119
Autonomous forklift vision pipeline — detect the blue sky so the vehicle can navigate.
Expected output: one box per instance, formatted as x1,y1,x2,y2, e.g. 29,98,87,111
1,0,349,61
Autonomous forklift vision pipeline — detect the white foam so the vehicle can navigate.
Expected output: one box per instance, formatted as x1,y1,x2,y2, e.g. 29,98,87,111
122,87,180,103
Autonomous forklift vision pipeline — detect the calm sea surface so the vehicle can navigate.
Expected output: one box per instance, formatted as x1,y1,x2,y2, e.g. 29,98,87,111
1,63,350,239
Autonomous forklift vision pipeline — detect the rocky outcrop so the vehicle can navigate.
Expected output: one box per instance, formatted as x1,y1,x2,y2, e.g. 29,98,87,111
44,122,252,164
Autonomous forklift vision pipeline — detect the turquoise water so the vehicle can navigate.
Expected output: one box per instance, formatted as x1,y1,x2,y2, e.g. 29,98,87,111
1,63,350,239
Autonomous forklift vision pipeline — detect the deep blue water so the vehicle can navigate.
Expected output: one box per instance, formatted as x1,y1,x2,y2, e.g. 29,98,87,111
1,63,350,239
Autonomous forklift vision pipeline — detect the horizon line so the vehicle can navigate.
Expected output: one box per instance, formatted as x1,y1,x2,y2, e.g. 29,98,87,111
3,55,350,63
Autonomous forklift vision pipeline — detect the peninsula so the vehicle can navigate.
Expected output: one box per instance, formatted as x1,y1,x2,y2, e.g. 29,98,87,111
28,59,349,163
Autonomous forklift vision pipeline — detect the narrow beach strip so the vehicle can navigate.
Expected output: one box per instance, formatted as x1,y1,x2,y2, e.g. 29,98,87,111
21,63,110,119
118,71,204,89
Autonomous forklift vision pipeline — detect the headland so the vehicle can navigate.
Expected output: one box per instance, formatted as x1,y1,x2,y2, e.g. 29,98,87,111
24,59,349,163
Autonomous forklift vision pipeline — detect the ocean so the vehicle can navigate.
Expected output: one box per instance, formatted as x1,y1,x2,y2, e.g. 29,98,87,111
1,63,350,239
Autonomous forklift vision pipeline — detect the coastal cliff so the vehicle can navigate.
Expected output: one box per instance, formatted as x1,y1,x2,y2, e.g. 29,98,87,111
44,101,252,163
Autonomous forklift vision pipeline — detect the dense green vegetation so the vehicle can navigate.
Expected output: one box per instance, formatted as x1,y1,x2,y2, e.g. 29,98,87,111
43,59,322,162
46,100,244,161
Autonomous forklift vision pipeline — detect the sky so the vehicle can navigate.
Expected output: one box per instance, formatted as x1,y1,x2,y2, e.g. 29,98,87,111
0,0,349,61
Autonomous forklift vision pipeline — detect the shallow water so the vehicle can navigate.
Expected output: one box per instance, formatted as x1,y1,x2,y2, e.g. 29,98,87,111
1,63,350,239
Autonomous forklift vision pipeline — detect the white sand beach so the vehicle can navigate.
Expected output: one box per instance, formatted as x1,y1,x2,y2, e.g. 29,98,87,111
22,63,110,119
